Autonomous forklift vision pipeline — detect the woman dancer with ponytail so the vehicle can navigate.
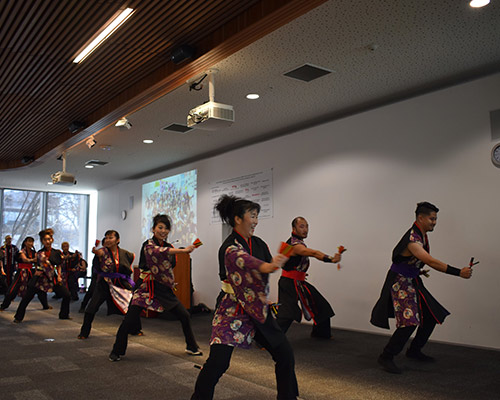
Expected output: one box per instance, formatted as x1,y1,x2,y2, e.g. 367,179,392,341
14,230,71,322
1,236,50,311
109,214,201,361
191,195,299,400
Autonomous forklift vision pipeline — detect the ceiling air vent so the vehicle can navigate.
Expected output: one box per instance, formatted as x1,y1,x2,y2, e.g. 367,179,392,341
283,63,333,82
85,160,108,166
161,123,193,133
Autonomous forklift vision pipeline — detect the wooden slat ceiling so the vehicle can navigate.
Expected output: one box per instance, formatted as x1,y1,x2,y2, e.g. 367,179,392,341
0,0,327,169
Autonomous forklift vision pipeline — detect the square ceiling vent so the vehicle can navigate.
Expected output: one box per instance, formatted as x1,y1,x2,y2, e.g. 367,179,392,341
161,123,193,133
283,63,333,82
85,160,108,166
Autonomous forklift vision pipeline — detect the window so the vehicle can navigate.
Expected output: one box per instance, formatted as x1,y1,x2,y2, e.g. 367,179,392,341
47,192,88,252
1,189,42,244
0,189,89,255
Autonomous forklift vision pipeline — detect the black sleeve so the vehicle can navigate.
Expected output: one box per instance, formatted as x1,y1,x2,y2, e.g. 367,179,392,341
218,244,227,281
92,254,100,274
262,241,272,263
138,241,147,270
51,250,63,266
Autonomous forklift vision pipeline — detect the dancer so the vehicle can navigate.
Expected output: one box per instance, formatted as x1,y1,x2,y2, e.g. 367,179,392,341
60,242,85,301
1,236,49,311
191,195,299,400
371,202,473,374
276,217,341,338
109,214,201,361
78,230,134,339
1,235,19,288
14,230,71,322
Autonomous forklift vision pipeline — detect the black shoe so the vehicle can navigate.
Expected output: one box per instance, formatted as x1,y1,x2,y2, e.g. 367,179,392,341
109,352,121,362
378,355,402,374
406,348,435,362
310,331,332,339
42,306,53,310
13,318,22,324
185,347,203,356
59,316,72,320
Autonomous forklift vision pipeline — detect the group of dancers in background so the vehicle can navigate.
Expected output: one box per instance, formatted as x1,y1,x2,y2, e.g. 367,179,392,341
0,195,473,400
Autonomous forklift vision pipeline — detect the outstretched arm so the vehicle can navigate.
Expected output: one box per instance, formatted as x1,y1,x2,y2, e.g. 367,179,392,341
293,244,341,263
92,246,105,257
407,242,472,279
259,254,288,273
168,244,197,255
19,251,35,263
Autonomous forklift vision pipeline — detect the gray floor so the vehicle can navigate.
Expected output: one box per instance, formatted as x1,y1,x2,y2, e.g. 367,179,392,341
0,296,498,400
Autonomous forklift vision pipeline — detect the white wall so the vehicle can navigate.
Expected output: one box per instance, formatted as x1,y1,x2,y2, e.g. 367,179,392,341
97,73,500,349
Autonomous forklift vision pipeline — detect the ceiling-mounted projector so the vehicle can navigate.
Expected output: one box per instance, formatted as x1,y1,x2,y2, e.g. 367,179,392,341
187,101,234,130
51,171,77,185
50,151,76,185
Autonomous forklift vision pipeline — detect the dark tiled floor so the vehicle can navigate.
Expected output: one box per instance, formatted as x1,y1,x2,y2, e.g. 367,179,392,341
0,296,498,400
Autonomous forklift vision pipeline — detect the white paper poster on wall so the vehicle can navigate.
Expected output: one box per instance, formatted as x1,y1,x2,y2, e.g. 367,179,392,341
210,169,273,224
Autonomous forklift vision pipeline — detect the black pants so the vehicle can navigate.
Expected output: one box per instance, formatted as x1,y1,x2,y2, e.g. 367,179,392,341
277,316,331,338
382,301,437,358
14,277,70,321
67,272,80,300
80,274,97,310
79,279,140,337
2,271,49,310
112,303,198,355
79,279,113,337
191,333,298,399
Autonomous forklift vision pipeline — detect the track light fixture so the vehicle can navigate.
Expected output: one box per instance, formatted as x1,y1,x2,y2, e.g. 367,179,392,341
86,136,97,149
115,117,132,129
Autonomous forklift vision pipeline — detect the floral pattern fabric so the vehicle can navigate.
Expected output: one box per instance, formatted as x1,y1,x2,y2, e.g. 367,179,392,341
33,250,58,292
130,239,175,311
390,274,420,328
15,248,35,297
210,242,268,349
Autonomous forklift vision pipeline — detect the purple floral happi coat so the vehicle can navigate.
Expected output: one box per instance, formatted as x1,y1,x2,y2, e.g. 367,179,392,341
390,229,424,328
130,239,175,311
16,248,35,297
210,243,269,349
34,251,56,292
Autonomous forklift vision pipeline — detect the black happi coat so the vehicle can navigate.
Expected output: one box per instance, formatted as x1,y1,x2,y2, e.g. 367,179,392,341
370,224,450,329
87,247,134,316
277,235,334,324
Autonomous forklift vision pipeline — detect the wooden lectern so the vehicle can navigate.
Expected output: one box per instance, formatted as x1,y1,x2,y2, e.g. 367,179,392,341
133,253,192,316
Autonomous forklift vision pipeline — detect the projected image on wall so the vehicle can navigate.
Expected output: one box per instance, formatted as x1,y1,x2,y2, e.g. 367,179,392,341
142,169,197,244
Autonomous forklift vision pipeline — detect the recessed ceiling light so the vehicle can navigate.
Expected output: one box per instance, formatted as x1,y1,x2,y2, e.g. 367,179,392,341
143,139,154,144
470,0,490,7
85,165,94,169
47,182,53,185
246,93,260,100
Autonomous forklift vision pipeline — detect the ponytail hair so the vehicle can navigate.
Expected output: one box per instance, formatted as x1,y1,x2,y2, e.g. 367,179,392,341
215,195,260,227
21,236,35,249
